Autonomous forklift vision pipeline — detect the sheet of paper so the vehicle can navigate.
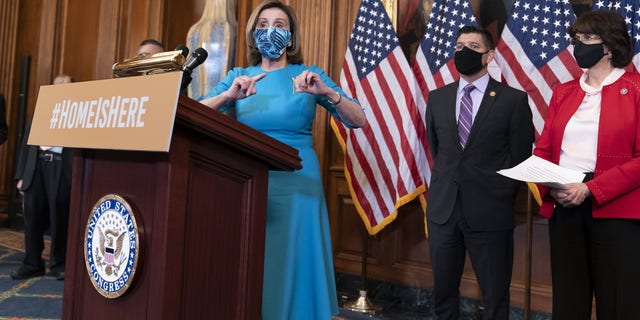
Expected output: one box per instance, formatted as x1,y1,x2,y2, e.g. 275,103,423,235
497,155,586,188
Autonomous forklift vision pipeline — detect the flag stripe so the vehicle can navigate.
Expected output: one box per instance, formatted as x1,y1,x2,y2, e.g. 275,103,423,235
495,39,550,133
333,0,428,234
346,126,386,223
360,75,409,208
346,82,394,222
493,48,548,134
383,52,425,189
337,51,381,222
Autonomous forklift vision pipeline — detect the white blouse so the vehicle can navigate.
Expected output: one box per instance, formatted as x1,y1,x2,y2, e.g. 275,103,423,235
559,68,625,172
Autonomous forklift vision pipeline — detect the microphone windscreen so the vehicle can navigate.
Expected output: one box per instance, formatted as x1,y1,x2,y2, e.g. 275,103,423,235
175,44,189,58
184,48,209,71
193,48,208,64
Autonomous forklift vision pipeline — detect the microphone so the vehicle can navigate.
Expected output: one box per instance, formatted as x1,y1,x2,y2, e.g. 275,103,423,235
180,47,208,92
183,48,208,74
175,44,189,58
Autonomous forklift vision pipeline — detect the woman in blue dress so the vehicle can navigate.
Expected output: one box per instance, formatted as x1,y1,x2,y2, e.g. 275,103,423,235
199,1,366,318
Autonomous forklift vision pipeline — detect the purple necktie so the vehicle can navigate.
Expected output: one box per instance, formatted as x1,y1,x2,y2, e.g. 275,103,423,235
458,83,475,149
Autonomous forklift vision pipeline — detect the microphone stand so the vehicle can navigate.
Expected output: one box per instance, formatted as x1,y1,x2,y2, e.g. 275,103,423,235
524,190,533,320
180,71,192,96
343,226,381,315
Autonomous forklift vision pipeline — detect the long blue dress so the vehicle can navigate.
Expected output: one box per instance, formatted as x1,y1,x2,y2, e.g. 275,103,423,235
201,64,358,319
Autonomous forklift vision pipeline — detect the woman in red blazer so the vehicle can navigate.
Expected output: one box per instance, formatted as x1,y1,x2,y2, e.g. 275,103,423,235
533,10,640,319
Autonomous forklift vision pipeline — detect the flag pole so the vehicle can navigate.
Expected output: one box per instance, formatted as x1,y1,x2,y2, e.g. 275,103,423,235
343,226,381,314
524,190,533,320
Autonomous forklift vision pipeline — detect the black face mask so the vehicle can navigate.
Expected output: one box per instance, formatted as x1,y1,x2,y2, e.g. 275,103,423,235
454,46,488,76
573,41,605,69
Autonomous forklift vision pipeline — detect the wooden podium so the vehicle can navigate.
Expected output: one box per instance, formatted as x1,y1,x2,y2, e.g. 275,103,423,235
61,96,301,319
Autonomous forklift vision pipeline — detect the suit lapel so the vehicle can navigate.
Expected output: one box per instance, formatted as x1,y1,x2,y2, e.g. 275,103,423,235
446,82,461,146
466,78,501,147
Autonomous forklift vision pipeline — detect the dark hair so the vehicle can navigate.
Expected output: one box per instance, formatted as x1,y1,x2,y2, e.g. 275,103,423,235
568,10,632,68
456,25,495,50
245,0,303,65
138,39,166,51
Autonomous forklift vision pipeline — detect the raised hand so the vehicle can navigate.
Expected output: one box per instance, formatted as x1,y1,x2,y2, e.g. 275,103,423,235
227,73,267,100
292,70,329,96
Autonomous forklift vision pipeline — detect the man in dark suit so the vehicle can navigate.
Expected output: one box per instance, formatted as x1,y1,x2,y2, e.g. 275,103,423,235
11,74,74,281
425,26,534,319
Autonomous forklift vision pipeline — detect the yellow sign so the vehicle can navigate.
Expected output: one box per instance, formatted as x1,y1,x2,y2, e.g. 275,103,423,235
29,72,182,152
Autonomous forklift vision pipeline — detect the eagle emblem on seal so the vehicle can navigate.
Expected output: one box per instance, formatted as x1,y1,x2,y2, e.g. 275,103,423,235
95,226,127,276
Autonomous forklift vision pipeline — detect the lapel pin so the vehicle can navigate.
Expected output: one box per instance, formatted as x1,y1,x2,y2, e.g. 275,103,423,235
489,91,496,97
621,88,628,95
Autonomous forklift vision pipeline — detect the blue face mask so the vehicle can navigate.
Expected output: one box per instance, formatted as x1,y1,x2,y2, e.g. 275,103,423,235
253,26,292,59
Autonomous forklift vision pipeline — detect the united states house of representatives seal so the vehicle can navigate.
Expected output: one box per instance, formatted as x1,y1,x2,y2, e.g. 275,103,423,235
84,194,140,299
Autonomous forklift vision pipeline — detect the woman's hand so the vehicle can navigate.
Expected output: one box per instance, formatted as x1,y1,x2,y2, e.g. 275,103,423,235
550,183,592,208
201,73,266,111
292,70,330,96
226,73,267,101
293,69,366,128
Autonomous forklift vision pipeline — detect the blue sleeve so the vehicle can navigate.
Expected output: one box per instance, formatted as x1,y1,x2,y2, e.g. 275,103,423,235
198,68,241,112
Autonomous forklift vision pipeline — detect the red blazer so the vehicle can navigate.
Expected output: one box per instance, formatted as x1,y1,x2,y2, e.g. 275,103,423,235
534,71,640,219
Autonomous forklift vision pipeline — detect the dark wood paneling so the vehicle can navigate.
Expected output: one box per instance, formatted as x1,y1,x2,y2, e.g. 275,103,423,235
163,0,204,52
236,0,264,67
181,155,246,318
62,0,101,80
0,0,20,210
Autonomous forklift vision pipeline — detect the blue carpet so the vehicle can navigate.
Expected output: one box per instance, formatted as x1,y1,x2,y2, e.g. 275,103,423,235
0,246,63,320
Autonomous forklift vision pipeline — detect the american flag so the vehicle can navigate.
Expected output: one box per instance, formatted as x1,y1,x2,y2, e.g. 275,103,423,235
412,0,478,94
592,0,640,72
331,0,428,235
493,0,583,135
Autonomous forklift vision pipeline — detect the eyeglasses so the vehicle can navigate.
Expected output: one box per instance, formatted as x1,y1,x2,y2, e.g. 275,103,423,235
572,34,602,44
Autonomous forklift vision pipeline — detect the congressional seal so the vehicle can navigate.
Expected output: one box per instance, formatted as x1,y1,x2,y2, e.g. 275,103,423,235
84,194,140,299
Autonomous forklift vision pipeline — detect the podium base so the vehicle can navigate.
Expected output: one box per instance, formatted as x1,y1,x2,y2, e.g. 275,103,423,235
343,290,382,315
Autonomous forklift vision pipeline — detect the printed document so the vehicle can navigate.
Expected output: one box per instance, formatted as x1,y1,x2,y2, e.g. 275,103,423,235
497,155,586,189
